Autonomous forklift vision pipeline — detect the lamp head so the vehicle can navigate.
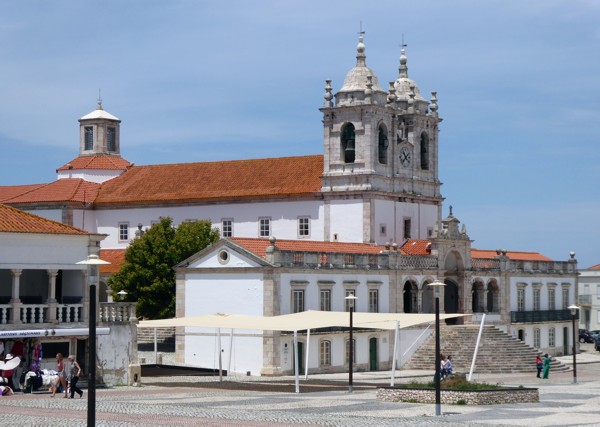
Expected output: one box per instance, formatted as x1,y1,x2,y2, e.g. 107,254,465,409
429,280,446,298
568,304,580,316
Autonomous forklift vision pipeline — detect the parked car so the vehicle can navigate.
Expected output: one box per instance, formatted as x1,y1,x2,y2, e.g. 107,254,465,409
596,336,600,352
579,329,594,343
589,330,600,340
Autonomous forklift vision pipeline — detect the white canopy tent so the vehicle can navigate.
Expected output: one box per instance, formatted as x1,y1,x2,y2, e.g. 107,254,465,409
138,311,469,392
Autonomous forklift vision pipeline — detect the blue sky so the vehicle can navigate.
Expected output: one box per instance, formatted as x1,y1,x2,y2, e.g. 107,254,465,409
1,1,599,268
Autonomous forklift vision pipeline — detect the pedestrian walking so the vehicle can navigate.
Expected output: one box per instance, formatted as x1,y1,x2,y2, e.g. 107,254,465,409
535,354,543,378
542,353,552,379
50,353,67,397
67,355,84,399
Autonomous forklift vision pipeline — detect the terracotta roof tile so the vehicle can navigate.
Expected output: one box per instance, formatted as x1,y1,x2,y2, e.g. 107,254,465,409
57,155,132,171
400,239,432,255
0,204,88,235
0,179,100,205
99,249,125,274
471,249,553,261
230,237,385,258
95,155,324,205
587,263,600,270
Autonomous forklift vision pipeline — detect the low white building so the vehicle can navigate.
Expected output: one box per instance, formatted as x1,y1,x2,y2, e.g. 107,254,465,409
577,264,600,332
0,204,138,386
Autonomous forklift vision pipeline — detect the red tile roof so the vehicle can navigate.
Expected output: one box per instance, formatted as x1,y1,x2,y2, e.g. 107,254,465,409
57,155,132,171
0,204,88,235
94,155,324,205
471,249,553,261
0,179,100,205
230,237,386,258
587,263,600,270
99,249,126,274
400,239,432,255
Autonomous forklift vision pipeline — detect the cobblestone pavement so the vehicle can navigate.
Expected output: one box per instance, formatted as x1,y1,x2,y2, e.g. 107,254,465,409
1,347,599,427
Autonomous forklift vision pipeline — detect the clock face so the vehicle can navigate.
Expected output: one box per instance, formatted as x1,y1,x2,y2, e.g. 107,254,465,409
400,147,411,167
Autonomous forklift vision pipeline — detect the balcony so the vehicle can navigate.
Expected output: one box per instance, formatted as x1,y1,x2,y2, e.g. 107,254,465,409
511,309,579,323
0,302,136,325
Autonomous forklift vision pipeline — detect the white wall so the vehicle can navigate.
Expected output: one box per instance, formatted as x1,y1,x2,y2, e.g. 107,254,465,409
372,199,437,243
93,199,324,249
182,272,264,374
327,200,364,242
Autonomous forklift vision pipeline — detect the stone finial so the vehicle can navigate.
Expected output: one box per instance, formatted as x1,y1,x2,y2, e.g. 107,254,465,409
392,242,398,251
387,81,396,105
365,75,373,103
429,91,438,116
407,85,415,113
324,79,333,107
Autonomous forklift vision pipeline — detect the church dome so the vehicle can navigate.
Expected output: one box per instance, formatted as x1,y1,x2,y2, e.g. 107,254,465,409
338,34,383,94
393,47,425,102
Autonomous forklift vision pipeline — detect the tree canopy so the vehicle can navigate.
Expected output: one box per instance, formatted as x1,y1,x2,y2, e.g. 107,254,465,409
108,217,220,319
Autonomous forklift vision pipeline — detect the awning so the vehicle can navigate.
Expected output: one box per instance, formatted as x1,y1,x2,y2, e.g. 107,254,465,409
137,311,465,331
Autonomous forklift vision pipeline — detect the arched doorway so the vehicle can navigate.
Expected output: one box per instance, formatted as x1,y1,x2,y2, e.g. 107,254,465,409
403,281,418,313
369,337,378,371
422,282,434,313
294,341,304,373
518,329,525,341
444,280,459,325
486,281,499,313
471,281,484,313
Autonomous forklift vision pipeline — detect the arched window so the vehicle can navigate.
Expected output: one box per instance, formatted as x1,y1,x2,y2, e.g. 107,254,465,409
341,123,356,163
420,132,429,170
378,124,388,164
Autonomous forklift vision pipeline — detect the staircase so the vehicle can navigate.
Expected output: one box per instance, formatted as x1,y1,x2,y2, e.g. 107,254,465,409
403,325,569,374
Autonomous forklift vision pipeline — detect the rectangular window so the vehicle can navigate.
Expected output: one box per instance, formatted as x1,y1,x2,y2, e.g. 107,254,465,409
118,223,129,241
298,217,310,238
292,290,304,313
107,127,116,152
221,219,233,237
517,288,525,312
320,289,331,312
562,288,569,309
534,328,541,348
533,289,540,311
597,284,600,299
368,289,379,313
549,327,555,347
345,289,356,312
319,340,331,366
379,224,386,236
548,289,555,311
259,218,270,237
84,126,94,151
403,218,412,239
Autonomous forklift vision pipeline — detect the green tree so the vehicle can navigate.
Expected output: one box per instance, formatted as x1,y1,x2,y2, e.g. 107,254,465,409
108,217,220,319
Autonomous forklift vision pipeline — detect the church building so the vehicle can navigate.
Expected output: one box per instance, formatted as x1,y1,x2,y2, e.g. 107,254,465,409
0,34,578,375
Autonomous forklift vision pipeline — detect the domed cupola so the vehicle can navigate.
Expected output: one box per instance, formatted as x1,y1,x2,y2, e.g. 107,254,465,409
335,34,386,107
78,97,122,156
393,46,426,105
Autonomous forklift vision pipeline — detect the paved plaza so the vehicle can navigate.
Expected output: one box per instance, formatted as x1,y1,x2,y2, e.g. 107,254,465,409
2,346,600,426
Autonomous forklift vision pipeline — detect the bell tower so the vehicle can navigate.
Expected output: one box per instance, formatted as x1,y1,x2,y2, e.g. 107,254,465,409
78,96,122,156
320,35,444,244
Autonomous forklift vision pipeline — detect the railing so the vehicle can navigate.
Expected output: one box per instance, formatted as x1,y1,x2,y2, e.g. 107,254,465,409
471,258,501,270
508,260,574,274
21,304,48,323
99,302,136,322
275,251,437,270
56,304,83,322
511,309,579,323
578,295,592,306
0,304,10,324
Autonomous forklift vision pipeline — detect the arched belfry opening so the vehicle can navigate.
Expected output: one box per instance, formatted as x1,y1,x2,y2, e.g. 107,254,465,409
420,132,429,170
341,123,356,163
378,123,388,164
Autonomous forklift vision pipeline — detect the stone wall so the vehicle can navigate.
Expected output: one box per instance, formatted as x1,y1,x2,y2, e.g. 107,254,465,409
376,386,539,405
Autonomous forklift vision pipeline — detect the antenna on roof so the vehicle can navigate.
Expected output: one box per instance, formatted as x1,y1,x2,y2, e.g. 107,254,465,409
97,89,103,110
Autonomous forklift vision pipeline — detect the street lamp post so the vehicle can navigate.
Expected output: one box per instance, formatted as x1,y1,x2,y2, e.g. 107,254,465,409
77,254,110,427
430,280,446,417
345,294,357,393
568,304,580,385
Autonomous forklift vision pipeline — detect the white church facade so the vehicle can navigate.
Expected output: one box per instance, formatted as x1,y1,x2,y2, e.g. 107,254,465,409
0,34,578,375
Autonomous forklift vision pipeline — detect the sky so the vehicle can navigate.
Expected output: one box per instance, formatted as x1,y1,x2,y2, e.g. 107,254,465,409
1,1,599,268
